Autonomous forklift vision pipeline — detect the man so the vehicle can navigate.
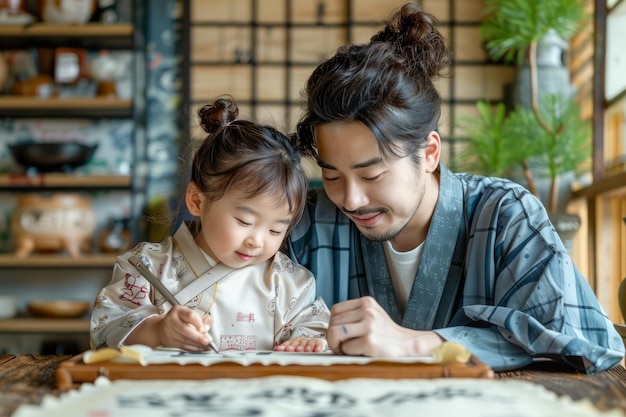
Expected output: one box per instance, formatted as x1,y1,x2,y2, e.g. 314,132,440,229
285,2,625,372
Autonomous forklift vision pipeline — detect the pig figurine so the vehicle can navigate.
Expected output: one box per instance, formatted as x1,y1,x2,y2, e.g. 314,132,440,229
11,193,96,258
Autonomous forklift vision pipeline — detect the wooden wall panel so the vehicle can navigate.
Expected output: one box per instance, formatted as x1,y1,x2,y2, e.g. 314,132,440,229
289,66,317,102
579,82,594,121
605,104,625,172
422,0,450,20
253,104,286,125
453,0,484,21
350,25,385,44
571,62,594,99
289,27,348,62
453,103,482,121
256,67,286,101
568,0,594,129
191,0,251,22
437,25,451,51
433,76,451,101
188,0,517,168
191,27,252,62
595,196,626,323
567,197,589,278
292,1,346,23
439,103,452,137
257,0,286,22
255,27,287,62
351,0,406,21
191,66,252,101
453,26,487,61
440,140,452,166
453,65,516,101
570,40,594,76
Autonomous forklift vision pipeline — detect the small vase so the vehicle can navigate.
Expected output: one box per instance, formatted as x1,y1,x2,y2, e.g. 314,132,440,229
99,218,131,254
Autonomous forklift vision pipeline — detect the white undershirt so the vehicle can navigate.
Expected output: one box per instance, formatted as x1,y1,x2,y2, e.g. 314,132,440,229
199,248,218,268
383,240,425,314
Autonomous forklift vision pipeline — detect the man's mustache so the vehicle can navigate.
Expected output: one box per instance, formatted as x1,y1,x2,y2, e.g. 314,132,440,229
342,207,389,216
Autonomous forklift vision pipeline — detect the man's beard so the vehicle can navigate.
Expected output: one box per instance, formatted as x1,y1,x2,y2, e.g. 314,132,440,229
357,218,408,242
343,207,410,242
345,185,424,243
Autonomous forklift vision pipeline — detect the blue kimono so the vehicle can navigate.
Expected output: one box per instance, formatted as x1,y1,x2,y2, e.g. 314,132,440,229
286,163,625,372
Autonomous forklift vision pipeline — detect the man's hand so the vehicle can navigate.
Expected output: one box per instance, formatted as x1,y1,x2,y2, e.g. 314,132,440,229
327,296,444,356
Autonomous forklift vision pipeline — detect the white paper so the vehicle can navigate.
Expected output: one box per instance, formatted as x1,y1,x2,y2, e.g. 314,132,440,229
13,376,625,417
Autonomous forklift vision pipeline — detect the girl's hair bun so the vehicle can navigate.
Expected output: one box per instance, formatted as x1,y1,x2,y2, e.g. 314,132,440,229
197,95,240,134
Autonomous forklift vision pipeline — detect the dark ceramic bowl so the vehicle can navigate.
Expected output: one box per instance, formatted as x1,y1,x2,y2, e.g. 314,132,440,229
8,142,98,172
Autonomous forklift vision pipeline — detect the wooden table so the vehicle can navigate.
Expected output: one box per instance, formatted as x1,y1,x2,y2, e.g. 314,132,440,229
1,354,626,417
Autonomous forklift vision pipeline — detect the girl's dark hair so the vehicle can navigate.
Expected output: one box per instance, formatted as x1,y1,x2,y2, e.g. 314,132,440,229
295,2,452,165
191,95,308,230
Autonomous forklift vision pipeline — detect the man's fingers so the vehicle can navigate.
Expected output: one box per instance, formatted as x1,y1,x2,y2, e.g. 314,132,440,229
329,296,374,315
327,321,361,352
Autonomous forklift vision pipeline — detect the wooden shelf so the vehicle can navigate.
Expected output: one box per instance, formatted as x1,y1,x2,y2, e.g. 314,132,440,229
0,23,135,49
0,318,89,333
0,174,131,190
0,22,133,37
0,254,117,268
572,171,626,199
0,97,133,118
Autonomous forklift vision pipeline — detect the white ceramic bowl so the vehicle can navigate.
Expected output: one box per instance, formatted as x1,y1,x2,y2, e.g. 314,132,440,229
0,295,17,319
27,300,90,318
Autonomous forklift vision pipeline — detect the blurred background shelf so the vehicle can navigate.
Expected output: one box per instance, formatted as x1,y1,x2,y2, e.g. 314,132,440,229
0,23,135,49
0,174,131,189
0,97,133,118
0,1,143,355
0,318,89,333
0,254,117,268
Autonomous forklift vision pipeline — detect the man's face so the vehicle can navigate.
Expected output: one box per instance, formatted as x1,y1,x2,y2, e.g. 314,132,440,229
315,121,439,251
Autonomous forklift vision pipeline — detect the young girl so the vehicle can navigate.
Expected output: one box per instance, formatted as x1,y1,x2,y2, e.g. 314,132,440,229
90,96,329,353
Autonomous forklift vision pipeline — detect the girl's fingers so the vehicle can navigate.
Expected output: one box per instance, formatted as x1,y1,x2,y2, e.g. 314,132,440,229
176,306,204,331
273,337,326,352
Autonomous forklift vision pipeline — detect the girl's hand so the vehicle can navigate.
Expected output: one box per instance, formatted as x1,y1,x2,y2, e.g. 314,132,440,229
274,337,327,352
157,305,214,351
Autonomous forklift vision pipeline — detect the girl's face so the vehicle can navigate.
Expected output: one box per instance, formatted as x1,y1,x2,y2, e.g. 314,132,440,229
315,120,440,252
186,185,293,268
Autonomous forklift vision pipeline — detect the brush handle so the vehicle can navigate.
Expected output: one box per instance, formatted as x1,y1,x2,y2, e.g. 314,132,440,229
128,256,180,307
127,255,220,353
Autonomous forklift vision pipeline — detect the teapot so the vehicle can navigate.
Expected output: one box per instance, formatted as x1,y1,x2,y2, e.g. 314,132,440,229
11,193,96,258
87,51,127,97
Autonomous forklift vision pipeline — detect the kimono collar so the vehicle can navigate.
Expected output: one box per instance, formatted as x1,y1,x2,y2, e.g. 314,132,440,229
172,221,239,307
406,163,466,329
360,163,466,330
172,221,215,278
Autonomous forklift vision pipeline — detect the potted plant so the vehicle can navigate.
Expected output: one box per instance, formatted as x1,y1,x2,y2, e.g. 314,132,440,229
456,0,591,247
456,0,591,248
456,97,590,213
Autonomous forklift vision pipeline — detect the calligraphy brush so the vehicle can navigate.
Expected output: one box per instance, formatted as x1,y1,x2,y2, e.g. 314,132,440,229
127,255,220,353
